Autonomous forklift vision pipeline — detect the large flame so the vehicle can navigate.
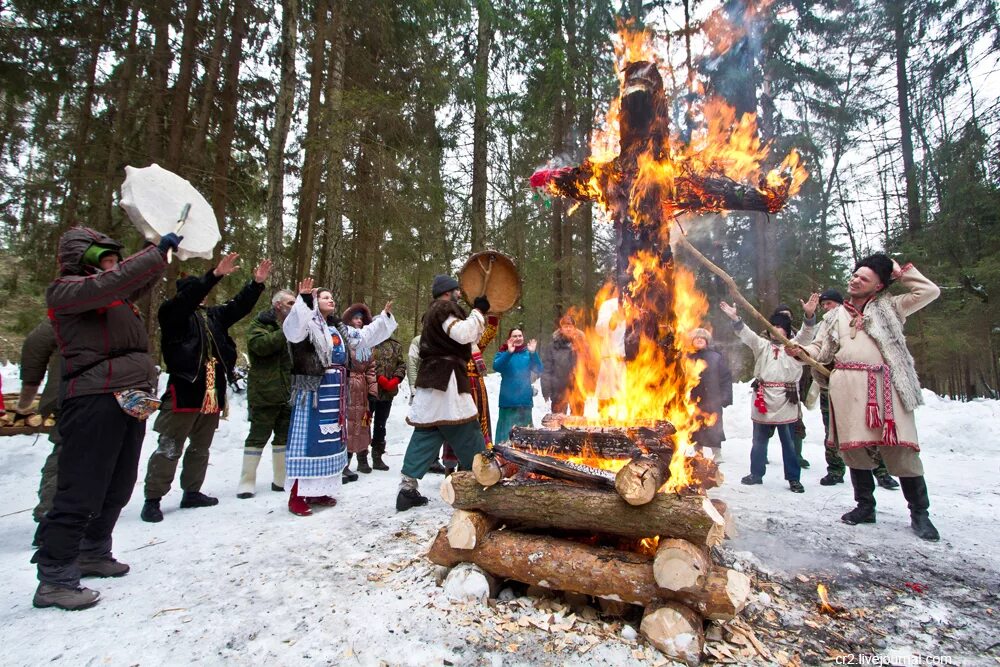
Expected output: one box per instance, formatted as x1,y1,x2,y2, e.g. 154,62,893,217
534,27,806,496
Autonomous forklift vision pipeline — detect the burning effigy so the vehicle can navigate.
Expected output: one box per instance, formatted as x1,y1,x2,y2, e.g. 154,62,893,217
427,26,808,665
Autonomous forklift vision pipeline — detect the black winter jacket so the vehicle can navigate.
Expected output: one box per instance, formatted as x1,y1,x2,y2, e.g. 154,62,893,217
159,270,264,409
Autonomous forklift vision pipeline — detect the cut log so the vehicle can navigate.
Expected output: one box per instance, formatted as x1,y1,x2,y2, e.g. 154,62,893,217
653,539,710,592
427,527,745,619
442,472,726,546
699,568,751,621
640,603,705,666
442,562,497,603
510,425,661,458
615,455,670,505
472,452,503,487
447,510,499,550
539,413,677,438
492,443,617,488
711,498,736,539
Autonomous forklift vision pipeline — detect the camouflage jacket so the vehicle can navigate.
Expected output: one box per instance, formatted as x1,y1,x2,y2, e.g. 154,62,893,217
371,337,406,401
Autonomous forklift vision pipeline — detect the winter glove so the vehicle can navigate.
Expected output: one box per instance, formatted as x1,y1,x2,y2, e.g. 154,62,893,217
377,375,393,392
386,377,401,391
157,233,183,254
473,296,491,314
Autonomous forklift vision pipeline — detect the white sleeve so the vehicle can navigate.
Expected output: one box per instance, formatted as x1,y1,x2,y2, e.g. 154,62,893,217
357,312,399,349
442,309,485,345
282,296,314,343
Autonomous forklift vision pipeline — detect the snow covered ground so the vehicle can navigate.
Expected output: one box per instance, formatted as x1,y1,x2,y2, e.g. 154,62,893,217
0,362,998,665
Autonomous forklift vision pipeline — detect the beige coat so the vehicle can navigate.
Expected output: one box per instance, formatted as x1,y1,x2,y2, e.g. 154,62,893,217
800,267,940,476
736,321,815,424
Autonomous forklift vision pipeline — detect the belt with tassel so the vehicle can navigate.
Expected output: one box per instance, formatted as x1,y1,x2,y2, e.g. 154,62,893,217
833,361,899,446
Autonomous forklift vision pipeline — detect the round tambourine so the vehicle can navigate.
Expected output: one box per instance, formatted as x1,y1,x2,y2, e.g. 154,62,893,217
458,251,522,315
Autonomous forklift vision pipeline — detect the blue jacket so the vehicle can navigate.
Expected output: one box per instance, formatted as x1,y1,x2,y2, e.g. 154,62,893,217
493,349,544,408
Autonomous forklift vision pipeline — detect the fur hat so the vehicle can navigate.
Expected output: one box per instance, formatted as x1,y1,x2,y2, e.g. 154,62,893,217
819,288,844,305
175,274,200,293
689,327,712,344
773,303,793,317
769,312,792,337
854,253,894,291
431,274,460,298
341,303,373,326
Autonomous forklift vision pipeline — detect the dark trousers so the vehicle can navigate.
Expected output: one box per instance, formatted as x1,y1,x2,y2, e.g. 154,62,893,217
551,390,585,416
34,442,62,522
371,398,394,445
245,403,291,450
401,421,485,479
750,422,800,482
32,394,145,586
144,402,220,499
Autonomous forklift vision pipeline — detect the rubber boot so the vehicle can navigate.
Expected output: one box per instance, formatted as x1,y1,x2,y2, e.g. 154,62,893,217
841,468,877,525
371,441,389,471
900,476,940,541
236,448,263,498
288,480,312,516
357,450,373,474
271,446,286,491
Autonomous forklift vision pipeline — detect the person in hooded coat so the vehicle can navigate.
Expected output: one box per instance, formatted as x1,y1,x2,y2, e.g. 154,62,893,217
687,328,733,461
32,226,178,610
282,279,395,515
541,315,585,416
341,303,379,477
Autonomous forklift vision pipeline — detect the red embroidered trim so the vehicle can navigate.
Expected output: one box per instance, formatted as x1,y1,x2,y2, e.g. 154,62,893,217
834,362,899,445
837,439,920,452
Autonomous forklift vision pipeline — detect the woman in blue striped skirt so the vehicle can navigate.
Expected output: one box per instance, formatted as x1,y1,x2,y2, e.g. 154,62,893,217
282,278,396,516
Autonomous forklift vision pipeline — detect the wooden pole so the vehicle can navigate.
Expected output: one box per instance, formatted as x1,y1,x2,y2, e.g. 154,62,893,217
675,231,830,377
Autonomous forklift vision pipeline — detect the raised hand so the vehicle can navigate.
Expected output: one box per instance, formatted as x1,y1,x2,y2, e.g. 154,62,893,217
213,252,241,278
253,259,273,283
383,300,393,315
527,339,537,353
719,301,739,321
800,293,820,318
297,277,314,295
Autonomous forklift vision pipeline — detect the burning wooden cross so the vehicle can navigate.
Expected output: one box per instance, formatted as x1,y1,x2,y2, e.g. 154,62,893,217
531,59,804,366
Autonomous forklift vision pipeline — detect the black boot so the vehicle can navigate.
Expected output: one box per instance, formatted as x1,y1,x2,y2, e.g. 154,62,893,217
356,451,372,474
396,487,429,512
900,476,940,541
841,468,877,525
876,473,900,490
140,499,164,523
342,454,359,483
371,441,390,471
819,473,844,486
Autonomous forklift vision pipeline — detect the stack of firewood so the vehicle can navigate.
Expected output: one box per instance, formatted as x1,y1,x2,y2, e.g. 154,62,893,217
426,420,750,666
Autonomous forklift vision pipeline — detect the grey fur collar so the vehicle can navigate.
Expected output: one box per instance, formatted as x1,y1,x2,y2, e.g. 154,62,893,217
823,296,924,411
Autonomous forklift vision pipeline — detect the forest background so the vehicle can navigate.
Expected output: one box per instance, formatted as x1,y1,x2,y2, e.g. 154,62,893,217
1,0,998,399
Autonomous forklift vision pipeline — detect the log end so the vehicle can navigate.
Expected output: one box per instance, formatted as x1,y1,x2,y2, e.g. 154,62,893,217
640,603,705,666
653,538,710,592
440,475,456,505
472,452,503,487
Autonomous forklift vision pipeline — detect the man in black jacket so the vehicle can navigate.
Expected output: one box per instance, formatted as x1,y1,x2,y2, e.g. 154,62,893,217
140,254,270,522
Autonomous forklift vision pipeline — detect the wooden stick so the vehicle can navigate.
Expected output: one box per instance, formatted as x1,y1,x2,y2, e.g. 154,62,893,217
675,231,830,378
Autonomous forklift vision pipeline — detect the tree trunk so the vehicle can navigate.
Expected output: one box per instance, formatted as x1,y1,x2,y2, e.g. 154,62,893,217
440,472,728,546
208,0,249,255
470,0,492,253
165,0,205,172
265,0,299,284
61,4,105,229
293,0,330,279
145,0,173,163
318,0,346,290
189,0,231,163
99,3,140,232
888,0,921,236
